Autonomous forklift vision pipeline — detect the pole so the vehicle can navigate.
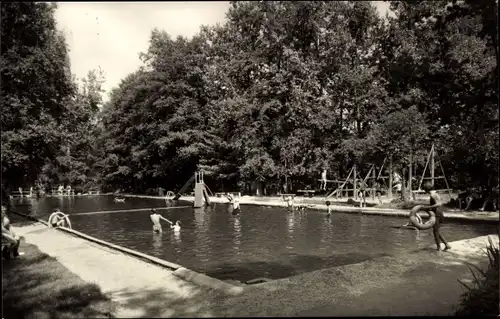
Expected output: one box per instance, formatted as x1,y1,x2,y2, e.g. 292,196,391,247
388,155,393,199
401,166,406,201
418,147,432,191
372,164,376,200
409,152,413,200
353,165,357,200
430,144,435,188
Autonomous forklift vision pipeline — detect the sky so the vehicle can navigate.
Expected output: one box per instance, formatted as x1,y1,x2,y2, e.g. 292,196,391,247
55,1,391,102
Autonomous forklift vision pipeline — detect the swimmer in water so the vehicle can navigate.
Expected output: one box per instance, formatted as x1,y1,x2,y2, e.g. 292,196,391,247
149,209,172,233
226,193,240,214
170,221,181,232
326,201,332,216
284,195,294,211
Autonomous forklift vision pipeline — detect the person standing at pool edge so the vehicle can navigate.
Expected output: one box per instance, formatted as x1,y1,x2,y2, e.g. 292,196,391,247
358,179,367,208
423,182,451,251
320,169,327,191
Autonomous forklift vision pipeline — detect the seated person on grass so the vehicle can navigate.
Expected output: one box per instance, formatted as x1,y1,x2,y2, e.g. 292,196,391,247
480,184,499,212
2,205,22,259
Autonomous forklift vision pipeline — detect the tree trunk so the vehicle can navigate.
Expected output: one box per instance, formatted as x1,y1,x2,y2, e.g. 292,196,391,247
401,166,406,201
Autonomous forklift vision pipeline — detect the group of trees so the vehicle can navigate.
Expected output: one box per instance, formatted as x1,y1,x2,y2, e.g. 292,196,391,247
1,2,105,194
1,1,498,196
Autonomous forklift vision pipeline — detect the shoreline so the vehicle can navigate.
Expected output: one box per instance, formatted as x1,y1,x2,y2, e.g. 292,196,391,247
121,194,499,223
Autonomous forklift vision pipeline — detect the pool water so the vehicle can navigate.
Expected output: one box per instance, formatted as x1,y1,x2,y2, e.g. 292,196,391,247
10,196,498,282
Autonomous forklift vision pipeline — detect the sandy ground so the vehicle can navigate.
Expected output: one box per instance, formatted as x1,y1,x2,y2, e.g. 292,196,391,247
11,220,498,317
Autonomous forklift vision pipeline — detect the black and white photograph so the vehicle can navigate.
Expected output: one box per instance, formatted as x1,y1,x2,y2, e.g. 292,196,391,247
1,1,498,317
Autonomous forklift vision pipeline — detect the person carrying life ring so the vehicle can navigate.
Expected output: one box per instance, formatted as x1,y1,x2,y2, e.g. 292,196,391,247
422,182,451,251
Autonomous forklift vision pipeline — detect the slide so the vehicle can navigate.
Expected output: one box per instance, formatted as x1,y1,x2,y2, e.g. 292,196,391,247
203,187,211,205
173,175,195,200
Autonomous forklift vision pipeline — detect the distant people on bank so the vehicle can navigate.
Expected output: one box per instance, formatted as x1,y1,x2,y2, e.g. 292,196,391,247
149,209,176,233
2,205,23,259
157,186,165,197
358,180,367,208
457,188,475,211
374,179,383,205
393,172,402,195
422,182,451,251
320,169,328,191
480,184,499,212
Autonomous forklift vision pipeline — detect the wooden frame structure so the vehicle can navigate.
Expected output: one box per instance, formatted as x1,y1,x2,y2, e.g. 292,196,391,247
414,144,452,198
326,161,387,200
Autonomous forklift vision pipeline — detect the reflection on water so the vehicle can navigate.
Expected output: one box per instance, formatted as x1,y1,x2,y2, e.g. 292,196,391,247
233,215,242,253
171,229,182,252
287,213,294,234
152,232,163,255
10,196,498,282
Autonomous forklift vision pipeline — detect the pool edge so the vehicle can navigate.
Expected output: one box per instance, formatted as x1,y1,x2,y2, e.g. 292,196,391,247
11,211,245,296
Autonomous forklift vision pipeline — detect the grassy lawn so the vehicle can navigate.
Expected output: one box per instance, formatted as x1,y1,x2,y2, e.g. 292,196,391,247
2,242,117,318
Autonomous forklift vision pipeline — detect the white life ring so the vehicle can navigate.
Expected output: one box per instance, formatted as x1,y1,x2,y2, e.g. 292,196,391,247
48,212,72,229
409,205,436,230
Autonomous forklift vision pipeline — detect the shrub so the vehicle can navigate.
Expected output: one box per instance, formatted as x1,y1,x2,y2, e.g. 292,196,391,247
455,237,499,316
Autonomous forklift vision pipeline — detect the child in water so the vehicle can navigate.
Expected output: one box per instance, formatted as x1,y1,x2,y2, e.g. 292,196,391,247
326,201,332,216
226,193,240,214
170,221,181,232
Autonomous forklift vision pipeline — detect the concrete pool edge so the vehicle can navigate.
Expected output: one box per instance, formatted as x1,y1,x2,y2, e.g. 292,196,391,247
11,211,245,296
121,194,499,223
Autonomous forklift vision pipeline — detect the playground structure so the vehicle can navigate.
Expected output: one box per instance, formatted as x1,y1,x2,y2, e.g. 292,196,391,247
172,171,211,208
324,144,452,201
414,144,452,198
325,163,385,200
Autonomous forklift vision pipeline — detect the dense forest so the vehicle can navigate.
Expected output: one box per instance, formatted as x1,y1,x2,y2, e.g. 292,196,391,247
1,1,498,197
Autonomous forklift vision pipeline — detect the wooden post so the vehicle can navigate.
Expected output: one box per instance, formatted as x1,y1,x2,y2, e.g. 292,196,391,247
388,156,393,199
409,153,413,200
353,165,357,200
372,165,376,200
430,144,435,188
401,166,406,201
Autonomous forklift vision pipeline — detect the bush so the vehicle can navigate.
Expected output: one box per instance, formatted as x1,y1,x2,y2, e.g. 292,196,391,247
455,237,499,316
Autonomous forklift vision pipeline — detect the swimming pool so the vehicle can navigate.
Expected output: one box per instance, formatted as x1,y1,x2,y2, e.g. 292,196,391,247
10,196,498,283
